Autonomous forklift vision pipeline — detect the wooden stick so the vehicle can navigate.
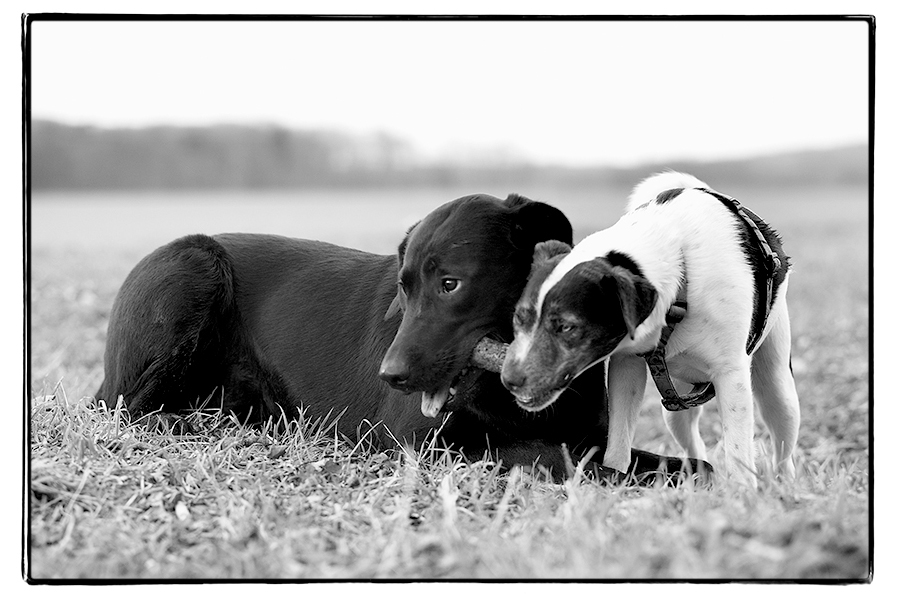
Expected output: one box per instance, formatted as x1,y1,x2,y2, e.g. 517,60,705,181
470,338,508,373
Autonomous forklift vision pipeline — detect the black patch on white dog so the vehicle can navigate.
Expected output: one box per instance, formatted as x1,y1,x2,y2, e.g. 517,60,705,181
701,189,791,351
654,187,684,205
606,250,646,279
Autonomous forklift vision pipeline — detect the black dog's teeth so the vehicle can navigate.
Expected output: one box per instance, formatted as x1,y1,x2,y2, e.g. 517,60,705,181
448,367,471,401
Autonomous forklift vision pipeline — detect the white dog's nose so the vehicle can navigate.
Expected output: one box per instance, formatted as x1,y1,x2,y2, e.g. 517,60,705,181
500,368,526,393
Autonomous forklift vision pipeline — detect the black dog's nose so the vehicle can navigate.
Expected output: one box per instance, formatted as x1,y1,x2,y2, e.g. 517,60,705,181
379,361,411,389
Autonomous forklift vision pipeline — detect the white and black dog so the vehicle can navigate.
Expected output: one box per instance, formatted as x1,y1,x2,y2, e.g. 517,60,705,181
500,172,800,486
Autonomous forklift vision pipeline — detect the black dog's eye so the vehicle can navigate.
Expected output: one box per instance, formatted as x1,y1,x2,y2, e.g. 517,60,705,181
440,278,460,294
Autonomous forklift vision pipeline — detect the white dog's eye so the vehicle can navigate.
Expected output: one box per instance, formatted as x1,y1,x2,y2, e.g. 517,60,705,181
440,278,460,294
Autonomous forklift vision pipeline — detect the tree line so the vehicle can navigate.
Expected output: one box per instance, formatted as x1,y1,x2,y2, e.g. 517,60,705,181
30,120,867,191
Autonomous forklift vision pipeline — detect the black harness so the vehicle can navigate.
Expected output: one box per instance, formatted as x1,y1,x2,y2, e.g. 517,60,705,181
640,189,783,412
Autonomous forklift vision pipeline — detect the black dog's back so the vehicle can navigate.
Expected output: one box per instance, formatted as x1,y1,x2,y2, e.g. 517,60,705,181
97,234,242,415
97,232,425,442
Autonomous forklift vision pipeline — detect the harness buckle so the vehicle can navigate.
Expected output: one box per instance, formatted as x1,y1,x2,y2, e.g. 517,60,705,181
667,301,687,324
766,253,781,276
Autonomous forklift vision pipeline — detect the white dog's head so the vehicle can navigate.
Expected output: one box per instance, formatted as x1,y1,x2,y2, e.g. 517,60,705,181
500,241,657,412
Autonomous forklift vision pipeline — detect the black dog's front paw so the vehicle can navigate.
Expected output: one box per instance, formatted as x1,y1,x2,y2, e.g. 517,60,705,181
580,450,713,487
629,449,714,487
589,464,629,484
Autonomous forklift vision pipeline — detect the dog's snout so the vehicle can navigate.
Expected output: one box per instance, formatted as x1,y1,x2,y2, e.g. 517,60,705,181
501,369,527,393
379,359,411,390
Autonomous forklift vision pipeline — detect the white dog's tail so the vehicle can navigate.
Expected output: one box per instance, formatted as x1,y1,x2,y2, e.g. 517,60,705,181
626,170,710,213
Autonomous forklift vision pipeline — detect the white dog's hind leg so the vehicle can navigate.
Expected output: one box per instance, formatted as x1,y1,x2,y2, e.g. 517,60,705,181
751,293,800,479
713,361,758,487
603,354,648,473
662,404,708,461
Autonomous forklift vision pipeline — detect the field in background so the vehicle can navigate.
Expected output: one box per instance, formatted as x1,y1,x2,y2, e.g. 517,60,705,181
28,182,870,579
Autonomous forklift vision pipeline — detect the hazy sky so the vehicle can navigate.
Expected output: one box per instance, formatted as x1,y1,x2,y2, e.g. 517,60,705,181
30,18,869,167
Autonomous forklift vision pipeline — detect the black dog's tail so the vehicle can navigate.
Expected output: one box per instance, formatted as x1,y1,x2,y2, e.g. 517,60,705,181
96,234,238,417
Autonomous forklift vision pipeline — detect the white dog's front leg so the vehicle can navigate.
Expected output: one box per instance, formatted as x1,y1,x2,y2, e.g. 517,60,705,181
603,354,648,473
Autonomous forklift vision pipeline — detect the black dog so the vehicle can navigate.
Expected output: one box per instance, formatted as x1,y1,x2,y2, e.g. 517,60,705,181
97,193,709,481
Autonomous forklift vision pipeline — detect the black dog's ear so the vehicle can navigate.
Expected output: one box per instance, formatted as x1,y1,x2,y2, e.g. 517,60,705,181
505,193,574,249
384,222,418,321
396,220,419,266
384,293,402,321
532,239,572,267
609,265,658,340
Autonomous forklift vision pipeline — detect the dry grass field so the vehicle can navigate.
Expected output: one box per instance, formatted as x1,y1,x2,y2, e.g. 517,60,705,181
26,182,870,580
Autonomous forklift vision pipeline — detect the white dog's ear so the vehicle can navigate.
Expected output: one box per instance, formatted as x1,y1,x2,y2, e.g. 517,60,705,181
610,266,657,339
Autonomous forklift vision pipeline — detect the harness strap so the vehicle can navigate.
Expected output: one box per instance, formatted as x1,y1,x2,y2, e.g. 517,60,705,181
640,283,716,412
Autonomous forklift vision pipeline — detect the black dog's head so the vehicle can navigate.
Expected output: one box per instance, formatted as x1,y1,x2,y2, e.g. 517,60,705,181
379,193,571,417
501,245,658,412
